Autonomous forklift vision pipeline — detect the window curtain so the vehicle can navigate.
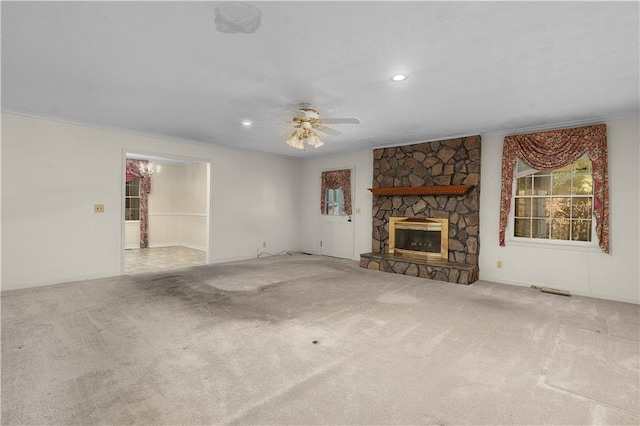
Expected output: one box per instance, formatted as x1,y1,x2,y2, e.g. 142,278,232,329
125,159,152,249
499,124,609,253
321,169,352,215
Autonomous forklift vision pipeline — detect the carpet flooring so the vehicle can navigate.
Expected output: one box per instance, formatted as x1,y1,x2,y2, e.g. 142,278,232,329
1,254,638,425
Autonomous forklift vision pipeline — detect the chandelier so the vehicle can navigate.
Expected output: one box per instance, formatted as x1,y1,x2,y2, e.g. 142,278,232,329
285,122,324,150
138,162,161,178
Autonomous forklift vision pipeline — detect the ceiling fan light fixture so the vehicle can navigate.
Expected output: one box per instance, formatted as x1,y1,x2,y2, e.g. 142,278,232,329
284,104,359,151
286,132,304,150
303,131,324,148
306,132,318,146
391,74,408,82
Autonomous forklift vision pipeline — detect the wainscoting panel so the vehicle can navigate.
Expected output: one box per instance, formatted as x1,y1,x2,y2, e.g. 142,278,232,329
181,215,207,250
146,162,208,250
183,162,208,214
148,214,182,247
124,221,140,249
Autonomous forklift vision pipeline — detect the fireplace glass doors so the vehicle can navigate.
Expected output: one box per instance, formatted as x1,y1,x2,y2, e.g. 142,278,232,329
395,229,441,253
388,217,448,261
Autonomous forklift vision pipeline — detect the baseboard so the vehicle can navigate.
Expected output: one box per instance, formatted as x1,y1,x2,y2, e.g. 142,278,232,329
148,242,181,248
209,254,258,264
480,275,640,305
181,243,206,252
1,270,123,293
146,242,206,251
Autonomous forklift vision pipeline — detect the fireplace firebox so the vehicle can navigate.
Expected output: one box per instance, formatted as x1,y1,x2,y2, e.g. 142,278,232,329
388,217,448,261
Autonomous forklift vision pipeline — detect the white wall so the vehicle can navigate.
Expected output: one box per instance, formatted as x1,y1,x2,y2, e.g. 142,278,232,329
298,152,373,260
2,112,638,304
179,162,207,250
1,113,300,290
147,162,207,250
479,117,640,304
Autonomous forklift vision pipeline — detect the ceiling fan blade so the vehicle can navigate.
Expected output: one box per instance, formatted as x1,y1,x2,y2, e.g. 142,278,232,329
317,125,342,137
321,117,361,124
279,128,293,138
250,120,285,124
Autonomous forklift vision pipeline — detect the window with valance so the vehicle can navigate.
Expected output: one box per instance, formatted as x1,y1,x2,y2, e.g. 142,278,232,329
499,124,609,253
321,169,352,215
125,159,152,248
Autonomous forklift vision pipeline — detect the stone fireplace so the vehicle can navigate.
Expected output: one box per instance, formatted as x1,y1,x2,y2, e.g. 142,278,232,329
360,136,481,284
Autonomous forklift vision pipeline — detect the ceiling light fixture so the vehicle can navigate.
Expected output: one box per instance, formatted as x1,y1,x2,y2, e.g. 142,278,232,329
242,120,252,126
138,161,161,178
286,127,324,151
391,74,408,82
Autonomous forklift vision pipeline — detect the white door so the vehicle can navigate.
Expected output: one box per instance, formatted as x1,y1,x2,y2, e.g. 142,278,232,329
320,170,355,259
321,214,354,259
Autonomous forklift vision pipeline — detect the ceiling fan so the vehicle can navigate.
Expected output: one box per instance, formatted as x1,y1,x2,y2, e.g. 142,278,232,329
285,103,360,150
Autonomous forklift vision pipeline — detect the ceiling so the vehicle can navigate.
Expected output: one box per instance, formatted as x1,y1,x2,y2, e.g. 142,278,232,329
2,1,638,158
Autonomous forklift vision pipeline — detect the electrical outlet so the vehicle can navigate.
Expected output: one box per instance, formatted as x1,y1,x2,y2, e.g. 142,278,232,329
263,241,267,248
496,260,503,269
94,204,105,213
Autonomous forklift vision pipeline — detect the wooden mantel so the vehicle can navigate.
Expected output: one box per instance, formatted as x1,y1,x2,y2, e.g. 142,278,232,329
368,185,472,196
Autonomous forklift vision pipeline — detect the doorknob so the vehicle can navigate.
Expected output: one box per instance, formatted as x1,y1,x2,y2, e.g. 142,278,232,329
347,216,352,222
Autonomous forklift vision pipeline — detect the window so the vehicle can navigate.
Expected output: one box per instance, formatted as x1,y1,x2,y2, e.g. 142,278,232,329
125,178,140,221
499,124,608,253
320,169,353,216
325,188,345,215
512,155,593,242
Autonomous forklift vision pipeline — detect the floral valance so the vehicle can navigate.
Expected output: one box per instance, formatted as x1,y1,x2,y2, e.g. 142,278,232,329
320,169,352,215
125,159,151,194
499,124,609,253
125,159,152,248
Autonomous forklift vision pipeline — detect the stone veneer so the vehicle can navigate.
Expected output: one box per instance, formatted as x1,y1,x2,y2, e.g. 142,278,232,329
361,136,481,284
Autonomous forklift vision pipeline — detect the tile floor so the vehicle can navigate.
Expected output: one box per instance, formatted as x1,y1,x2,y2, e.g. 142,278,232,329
125,246,206,274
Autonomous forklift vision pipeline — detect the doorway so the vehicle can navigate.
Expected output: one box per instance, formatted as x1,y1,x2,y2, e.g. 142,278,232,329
123,152,210,274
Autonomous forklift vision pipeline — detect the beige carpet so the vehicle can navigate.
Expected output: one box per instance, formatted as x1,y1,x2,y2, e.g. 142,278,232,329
1,254,638,425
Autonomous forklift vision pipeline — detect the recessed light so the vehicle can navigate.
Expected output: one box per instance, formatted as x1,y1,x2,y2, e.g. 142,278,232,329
391,74,408,82
242,120,252,126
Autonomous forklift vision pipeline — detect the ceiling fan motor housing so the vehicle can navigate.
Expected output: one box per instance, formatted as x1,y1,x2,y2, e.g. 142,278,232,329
299,108,320,119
